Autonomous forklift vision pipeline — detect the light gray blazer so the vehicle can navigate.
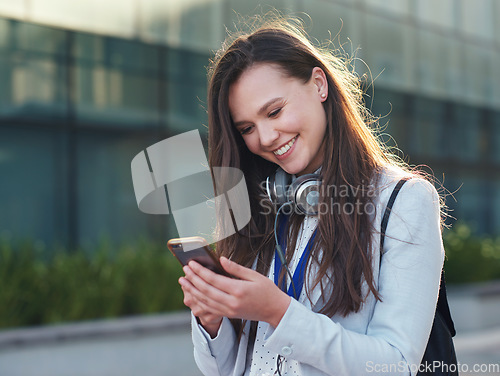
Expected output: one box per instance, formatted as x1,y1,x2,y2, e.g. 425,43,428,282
191,167,444,376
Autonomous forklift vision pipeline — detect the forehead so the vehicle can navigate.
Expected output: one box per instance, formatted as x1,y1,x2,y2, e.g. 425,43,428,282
228,63,296,118
231,63,289,95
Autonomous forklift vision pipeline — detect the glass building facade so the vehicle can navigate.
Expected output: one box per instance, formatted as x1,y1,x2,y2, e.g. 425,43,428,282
0,0,499,249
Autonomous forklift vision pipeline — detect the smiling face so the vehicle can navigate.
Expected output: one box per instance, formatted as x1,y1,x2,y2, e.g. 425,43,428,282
228,63,328,176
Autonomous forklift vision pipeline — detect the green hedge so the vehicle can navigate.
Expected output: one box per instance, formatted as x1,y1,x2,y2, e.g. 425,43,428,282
443,223,500,284
0,223,499,329
0,239,186,329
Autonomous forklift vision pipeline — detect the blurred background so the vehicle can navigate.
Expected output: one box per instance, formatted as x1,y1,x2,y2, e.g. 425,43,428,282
0,0,499,375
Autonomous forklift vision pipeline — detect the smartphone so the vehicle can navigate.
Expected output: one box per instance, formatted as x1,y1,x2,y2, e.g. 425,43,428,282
167,236,230,277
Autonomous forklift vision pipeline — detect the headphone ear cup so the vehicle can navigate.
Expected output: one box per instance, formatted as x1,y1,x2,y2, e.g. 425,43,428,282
289,174,322,215
273,168,292,206
266,168,292,206
266,169,321,214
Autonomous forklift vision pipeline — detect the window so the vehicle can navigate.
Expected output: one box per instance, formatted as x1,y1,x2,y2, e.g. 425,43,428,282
76,132,172,247
364,0,411,17
460,0,495,41
0,21,67,121
463,44,492,105
364,13,414,90
451,105,480,162
416,0,455,30
492,111,500,164
493,178,500,234
370,88,408,156
455,176,484,233
409,97,447,159
74,34,161,127
166,48,208,133
0,127,69,244
416,30,460,98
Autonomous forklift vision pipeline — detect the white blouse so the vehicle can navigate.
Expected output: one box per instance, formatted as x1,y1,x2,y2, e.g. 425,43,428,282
245,215,318,376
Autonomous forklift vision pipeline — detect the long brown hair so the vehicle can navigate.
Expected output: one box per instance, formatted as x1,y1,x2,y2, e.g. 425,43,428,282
208,16,405,325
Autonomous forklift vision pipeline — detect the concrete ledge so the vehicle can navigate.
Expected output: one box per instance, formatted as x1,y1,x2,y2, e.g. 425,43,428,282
1,280,498,351
448,279,500,298
0,310,192,349
447,279,500,333
454,326,500,353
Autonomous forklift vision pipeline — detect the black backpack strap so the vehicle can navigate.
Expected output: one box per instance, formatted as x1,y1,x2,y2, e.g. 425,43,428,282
379,177,456,338
380,177,410,256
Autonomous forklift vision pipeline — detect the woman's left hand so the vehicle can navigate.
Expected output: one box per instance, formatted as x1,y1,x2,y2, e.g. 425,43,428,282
180,257,291,328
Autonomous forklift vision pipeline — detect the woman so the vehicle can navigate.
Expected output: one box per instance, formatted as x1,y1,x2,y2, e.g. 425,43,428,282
178,16,444,376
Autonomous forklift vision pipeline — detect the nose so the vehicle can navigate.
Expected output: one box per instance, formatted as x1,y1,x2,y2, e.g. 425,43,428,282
256,123,280,148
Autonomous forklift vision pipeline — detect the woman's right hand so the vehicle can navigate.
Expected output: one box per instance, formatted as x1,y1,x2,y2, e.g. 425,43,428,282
179,275,223,338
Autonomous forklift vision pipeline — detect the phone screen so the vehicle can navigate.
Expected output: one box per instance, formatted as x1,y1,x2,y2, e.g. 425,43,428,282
173,246,220,272
168,237,228,276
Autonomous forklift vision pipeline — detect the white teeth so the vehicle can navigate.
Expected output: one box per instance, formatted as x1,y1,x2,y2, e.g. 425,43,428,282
273,136,297,156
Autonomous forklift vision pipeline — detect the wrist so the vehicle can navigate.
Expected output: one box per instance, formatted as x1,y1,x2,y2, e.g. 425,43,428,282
269,293,291,328
198,317,223,339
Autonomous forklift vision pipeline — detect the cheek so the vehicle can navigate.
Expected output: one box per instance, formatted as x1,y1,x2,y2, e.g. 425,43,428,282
311,105,327,138
317,115,327,137
243,136,261,155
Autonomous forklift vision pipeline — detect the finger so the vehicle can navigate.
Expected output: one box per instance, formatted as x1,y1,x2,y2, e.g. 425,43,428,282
180,277,210,308
180,278,220,316
187,260,236,290
183,262,234,310
184,264,215,288
179,277,200,303
179,276,196,296
187,260,256,314
179,279,197,309
220,257,259,281
188,286,227,318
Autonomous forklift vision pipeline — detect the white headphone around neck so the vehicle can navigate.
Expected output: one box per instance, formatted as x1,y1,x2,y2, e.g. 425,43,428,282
265,167,322,215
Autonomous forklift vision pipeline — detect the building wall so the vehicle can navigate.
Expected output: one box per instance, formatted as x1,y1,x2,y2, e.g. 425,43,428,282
0,0,499,247
0,17,208,247
1,0,498,108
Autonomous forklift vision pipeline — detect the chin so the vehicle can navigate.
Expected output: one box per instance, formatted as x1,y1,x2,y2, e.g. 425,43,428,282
283,165,308,176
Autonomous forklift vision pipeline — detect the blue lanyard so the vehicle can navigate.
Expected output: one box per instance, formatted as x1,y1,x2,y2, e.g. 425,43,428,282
274,215,317,300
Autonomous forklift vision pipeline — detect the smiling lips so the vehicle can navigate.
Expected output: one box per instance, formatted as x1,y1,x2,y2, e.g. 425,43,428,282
273,135,298,158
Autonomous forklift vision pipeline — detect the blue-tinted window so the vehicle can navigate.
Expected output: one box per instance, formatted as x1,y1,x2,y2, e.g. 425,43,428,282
0,55,68,121
76,133,174,247
0,20,68,121
74,35,161,127
15,21,67,56
166,48,208,133
0,127,69,245
0,18,11,49
370,88,408,156
453,176,490,234
493,178,500,235
492,111,500,163
409,97,447,159
450,105,480,162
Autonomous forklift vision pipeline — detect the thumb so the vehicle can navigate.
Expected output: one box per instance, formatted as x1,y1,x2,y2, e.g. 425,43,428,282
220,257,257,281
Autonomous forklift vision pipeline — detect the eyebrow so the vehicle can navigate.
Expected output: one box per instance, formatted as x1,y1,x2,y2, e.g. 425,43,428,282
233,97,284,127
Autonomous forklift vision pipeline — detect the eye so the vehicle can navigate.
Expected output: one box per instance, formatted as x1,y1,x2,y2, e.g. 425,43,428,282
268,108,282,118
239,125,253,135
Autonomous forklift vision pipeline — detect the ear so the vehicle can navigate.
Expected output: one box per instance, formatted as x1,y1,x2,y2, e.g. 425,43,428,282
312,67,328,102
